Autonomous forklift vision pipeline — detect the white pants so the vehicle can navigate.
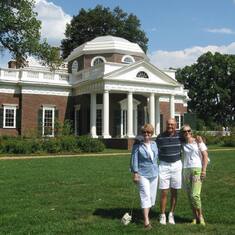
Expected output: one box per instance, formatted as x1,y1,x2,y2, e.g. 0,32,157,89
138,175,158,208
159,160,182,189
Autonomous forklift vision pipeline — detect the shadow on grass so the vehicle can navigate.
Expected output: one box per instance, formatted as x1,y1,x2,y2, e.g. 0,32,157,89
93,208,191,224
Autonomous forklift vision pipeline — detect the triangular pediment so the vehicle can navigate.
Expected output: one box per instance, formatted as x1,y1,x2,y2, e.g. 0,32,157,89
103,60,180,87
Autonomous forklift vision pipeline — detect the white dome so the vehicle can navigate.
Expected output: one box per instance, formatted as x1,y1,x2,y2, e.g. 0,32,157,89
66,35,147,62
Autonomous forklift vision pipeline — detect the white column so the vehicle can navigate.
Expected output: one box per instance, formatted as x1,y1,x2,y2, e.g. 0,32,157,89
149,93,155,135
90,93,98,138
155,96,160,135
120,110,124,138
170,95,175,118
127,92,134,137
134,109,138,136
102,90,111,138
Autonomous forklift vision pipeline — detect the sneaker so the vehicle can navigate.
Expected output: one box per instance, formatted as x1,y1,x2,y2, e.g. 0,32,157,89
168,212,175,224
199,216,206,226
159,214,166,225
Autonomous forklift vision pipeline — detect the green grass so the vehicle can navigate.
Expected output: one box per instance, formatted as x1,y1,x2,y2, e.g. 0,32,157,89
0,150,234,234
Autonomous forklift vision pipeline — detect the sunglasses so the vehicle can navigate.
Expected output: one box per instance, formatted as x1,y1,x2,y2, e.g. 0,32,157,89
142,131,152,134
183,129,191,133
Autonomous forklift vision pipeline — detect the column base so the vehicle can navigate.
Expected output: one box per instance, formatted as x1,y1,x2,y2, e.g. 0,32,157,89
126,134,135,138
102,134,111,139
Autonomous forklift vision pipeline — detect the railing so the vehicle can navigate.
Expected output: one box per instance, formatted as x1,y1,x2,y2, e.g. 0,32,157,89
71,64,104,84
0,68,69,84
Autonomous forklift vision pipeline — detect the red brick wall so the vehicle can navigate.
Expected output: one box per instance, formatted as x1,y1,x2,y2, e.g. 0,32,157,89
20,94,72,136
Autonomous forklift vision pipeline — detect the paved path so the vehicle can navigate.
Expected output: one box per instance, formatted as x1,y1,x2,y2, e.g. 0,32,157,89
0,148,234,161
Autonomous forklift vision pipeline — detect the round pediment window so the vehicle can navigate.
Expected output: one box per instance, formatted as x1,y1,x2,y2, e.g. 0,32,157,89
136,71,149,78
71,60,78,73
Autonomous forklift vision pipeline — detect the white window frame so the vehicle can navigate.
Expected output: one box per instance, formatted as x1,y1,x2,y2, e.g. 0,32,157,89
121,55,135,64
71,60,79,73
91,56,106,66
3,105,17,128
175,114,183,130
42,106,55,137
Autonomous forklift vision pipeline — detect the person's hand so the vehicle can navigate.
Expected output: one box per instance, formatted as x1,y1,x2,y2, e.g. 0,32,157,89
133,173,140,183
196,135,203,143
200,171,206,180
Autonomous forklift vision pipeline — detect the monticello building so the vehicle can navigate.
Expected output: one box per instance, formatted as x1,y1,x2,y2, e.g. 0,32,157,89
0,36,189,147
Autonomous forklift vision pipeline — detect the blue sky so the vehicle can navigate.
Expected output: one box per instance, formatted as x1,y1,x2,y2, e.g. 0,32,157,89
1,0,235,68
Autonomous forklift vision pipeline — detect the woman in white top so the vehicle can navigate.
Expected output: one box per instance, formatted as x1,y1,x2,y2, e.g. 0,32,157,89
181,124,209,225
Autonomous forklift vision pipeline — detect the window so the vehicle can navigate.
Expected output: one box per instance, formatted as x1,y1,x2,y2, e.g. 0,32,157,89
74,105,80,135
42,107,55,137
71,60,78,73
91,56,106,66
136,71,149,78
96,109,102,136
122,55,135,64
3,105,17,128
175,114,184,130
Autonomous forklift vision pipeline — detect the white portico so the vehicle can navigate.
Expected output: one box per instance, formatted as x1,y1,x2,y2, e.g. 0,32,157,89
68,36,189,139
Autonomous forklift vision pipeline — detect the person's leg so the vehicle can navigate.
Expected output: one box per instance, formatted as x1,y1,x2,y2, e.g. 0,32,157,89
160,189,168,214
170,188,177,213
138,176,152,226
150,176,158,207
143,208,150,226
190,168,204,224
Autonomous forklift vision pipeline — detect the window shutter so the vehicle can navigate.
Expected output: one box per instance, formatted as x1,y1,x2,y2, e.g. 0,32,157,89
0,108,3,128
55,109,59,120
16,108,21,129
38,109,43,137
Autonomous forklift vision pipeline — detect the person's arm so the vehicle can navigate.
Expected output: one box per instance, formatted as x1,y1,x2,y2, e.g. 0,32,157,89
130,144,140,183
200,150,209,180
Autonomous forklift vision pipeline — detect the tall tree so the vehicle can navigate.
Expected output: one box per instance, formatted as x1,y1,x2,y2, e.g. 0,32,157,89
176,52,235,126
0,0,60,68
61,5,148,59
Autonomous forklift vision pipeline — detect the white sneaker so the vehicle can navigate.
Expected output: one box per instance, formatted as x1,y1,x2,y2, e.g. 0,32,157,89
168,212,175,224
159,213,166,225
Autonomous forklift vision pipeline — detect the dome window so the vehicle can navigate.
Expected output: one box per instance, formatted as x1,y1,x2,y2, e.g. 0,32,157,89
91,56,106,66
122,55,135,64
136,71,149,78
71,60,78,73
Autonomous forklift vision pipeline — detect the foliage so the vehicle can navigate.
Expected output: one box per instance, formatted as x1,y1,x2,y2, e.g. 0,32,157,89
0,135,104,154
222,135,235,147
176,52,235,127
61,5,148,59
54,119,74,136
77,135,105,152
0,151,234,234
0,0,62,68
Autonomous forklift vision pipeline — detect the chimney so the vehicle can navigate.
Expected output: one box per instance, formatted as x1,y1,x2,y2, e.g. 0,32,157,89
8,60,17,69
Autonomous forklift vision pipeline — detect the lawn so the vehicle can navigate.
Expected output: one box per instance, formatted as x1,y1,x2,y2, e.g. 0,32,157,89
0,149,234,234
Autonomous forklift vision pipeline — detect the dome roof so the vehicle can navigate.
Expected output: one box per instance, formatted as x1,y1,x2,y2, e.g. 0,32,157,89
66,35,147,61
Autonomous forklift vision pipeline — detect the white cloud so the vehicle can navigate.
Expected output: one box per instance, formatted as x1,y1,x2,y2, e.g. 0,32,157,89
35,0,72,46
205,28,235,34
148,42,235,69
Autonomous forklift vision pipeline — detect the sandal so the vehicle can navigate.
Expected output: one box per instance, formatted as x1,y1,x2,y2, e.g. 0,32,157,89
144,224,152,230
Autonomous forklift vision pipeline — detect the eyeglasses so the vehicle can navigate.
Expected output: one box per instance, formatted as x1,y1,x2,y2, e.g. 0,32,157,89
183,129,191,133
142,131,152,134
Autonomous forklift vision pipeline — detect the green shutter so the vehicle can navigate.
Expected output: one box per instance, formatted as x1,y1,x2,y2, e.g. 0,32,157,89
0,108,3,128
37,109,43,137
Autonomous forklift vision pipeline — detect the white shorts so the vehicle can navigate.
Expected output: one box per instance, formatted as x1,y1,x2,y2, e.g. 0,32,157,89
159,160,182,189
138,175,158,208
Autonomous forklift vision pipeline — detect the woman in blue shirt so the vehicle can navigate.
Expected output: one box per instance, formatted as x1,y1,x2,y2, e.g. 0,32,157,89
130,123,159,229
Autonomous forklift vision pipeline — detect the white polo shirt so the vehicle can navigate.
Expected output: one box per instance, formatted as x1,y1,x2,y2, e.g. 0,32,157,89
182,141,207,168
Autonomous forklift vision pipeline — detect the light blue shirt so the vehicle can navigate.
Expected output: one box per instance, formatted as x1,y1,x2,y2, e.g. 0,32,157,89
130,141,159,178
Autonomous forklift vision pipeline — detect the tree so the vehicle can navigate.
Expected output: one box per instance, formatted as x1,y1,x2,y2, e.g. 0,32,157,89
176,52,235,127
0,0,60,68
61,5,148,59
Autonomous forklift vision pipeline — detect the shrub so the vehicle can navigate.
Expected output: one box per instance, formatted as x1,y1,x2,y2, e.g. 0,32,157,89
58,135,81,153
77,135,105,152
222,135,235,147
42,138,61,153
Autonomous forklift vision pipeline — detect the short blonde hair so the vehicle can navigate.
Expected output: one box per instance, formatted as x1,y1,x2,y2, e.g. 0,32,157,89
141,123,154,135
